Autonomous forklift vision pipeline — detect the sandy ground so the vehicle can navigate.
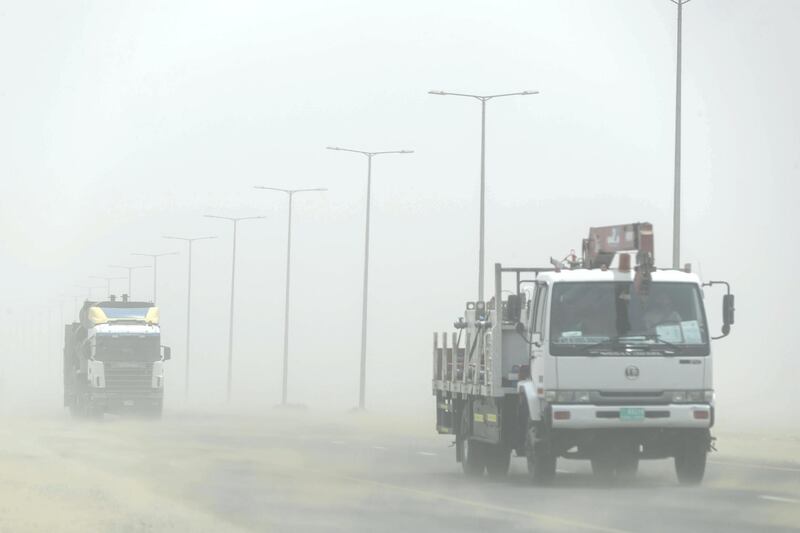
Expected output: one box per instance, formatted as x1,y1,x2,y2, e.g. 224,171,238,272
0,410,798,532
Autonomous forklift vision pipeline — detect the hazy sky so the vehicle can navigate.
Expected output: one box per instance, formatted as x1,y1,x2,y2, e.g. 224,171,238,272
1,1,797,426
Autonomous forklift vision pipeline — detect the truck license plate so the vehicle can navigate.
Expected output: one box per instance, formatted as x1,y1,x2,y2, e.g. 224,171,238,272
619,408,645,421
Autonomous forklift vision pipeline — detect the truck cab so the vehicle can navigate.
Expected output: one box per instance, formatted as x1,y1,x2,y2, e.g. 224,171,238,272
520,268,716,483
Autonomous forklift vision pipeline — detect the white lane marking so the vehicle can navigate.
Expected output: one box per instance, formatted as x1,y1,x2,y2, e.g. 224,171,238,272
372,446,388,451
331,440,345,445
709,460,800,473
417,451,437,456
760,495,800,504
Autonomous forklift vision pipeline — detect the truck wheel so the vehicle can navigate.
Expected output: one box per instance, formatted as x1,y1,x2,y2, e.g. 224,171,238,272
590,453,615,483
462,439,487,477
615,452,639,482
486,444,511,478
87,402,104,419
675,432,708,485
525,426,556,484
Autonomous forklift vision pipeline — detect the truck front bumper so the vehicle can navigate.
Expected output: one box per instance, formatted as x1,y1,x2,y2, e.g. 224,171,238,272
550,404,712,429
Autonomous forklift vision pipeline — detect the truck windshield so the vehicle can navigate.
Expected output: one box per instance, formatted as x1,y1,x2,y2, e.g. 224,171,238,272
99,307,151,320
549,282,709,356
94,334,161,362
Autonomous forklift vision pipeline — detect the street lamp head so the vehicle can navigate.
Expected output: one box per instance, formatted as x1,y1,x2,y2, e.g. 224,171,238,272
428,90,446,95
521,90,540,95
326,146,342,151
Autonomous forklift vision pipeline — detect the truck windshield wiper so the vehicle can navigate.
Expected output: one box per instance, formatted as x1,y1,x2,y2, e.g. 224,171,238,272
582,335,683,354
582,337,625,351
616,333,684,353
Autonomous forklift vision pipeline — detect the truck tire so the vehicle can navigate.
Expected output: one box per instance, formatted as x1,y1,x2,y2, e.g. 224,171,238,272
486,444,511,478
525,426,556,485
615,452,639,482
675,431,708,485
590,453,615,483
462,439,487,477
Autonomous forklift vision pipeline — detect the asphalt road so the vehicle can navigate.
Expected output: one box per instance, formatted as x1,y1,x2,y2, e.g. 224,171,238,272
0,410,798,533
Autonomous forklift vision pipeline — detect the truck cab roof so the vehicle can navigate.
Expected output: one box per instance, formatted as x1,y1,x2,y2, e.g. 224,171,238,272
536,268,702,286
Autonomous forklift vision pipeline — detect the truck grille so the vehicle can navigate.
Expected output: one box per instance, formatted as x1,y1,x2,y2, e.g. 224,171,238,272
104,363,154,391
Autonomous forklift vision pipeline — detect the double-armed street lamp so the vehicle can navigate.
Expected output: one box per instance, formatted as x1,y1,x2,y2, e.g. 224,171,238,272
131,252,179,303
204,214,266,402
162,235,217,399
428,89,538,301
254,186,327,407
327,146,413,410
89,276,126,300
109,264,151,299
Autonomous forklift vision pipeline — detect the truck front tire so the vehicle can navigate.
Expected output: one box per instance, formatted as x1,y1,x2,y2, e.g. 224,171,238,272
525,426,556,485
675,431,708,485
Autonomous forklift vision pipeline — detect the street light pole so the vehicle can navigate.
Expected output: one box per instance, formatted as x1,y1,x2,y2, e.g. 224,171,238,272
254,186,326,406
429,89,538,300
89,276,126,299
109,264,151,299
131,252,179,303
327,146,413,410
163,235,217,399
205,215,266,402
670,0,691,269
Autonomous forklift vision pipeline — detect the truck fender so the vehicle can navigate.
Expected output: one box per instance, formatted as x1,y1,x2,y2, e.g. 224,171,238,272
518,381,541,422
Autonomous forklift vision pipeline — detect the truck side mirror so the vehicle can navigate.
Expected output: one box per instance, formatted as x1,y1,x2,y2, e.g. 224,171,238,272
506,294,522,323
722,294,735,335
162,346,172,361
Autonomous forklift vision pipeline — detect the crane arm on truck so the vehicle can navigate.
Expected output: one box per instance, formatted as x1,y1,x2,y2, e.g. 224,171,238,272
581,221,655,292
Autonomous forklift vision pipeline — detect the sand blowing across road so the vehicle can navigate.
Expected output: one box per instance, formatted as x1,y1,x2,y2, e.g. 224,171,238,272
0,411,798,533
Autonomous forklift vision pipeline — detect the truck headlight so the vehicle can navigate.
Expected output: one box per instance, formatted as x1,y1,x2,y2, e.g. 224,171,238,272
549,391,591,403
556,391,574,402
574,391,591,403
670,390,713,403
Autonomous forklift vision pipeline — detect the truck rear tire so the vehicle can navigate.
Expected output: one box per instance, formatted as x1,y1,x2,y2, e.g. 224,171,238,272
486,444,511,478
526,426,556,485
675,431,708,485
462,439,487,477
590,452,615,483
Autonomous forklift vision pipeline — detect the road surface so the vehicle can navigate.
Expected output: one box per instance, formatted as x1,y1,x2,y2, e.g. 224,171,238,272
0,410,797,532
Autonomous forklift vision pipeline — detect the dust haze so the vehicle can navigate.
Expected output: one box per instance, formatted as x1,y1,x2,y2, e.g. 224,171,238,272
0,1,798,532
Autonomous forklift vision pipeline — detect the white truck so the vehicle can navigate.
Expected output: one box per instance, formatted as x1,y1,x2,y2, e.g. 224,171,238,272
433,223,735,485
64,295,172,417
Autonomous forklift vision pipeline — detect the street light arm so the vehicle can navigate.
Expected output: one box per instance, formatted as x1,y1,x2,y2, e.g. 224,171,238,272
327,146,370,156
204,214,266,222
428,90,482,99
132,252,179,258
109,264,151,270
371,150,414,156
163,235,218,242
485,90,540,99
254,186,292,194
